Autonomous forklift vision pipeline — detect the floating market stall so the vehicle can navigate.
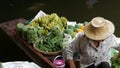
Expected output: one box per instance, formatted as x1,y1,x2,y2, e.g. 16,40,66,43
0,11,85,68
0,10,119,68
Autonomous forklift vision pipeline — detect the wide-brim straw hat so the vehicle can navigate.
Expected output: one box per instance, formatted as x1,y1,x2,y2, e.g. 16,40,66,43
84,17,115,40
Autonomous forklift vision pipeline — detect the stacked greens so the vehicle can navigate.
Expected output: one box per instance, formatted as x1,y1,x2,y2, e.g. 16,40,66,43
16,13,67,52
111,52,120,68
64,24,82,38
64,22,88,38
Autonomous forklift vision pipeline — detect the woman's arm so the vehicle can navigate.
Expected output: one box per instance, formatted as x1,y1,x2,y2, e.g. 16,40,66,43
111,35,120,51
68,60,76,68
63,33,84,68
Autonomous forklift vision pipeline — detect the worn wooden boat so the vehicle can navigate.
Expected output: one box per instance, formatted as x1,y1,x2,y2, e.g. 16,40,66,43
1,17,120,68
0,18,60,68
0,18,84,68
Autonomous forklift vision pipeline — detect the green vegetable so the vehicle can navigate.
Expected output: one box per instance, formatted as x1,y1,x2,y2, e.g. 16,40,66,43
64,29,74,34
75,24,81,28
67,25,75,29
111,52,120,68
16,13,68,52
16,23,25,31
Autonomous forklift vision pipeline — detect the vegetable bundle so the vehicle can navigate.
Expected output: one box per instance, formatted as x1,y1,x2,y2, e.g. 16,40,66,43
16,13,67,52
111,52,120,68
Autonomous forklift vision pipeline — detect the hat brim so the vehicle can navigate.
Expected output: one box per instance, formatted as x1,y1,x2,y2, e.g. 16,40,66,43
84,20,115,40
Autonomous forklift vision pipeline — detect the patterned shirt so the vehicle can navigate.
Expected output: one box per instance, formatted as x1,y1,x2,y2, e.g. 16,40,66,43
64,32,120,67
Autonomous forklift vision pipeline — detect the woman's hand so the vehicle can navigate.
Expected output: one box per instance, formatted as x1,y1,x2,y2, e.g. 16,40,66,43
68,60,76,68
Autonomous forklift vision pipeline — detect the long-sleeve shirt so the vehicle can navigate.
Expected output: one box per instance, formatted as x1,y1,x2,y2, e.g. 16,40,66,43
64,32,120,67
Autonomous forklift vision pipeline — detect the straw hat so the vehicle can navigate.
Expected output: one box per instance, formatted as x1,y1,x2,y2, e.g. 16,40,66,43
84,17,115,40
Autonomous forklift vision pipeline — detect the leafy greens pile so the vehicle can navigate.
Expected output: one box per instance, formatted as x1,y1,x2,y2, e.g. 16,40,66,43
16,13,68,52
111,52,120,68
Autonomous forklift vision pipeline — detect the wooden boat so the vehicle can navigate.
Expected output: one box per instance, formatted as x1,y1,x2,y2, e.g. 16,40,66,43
0,18,84,68
0,18,60,68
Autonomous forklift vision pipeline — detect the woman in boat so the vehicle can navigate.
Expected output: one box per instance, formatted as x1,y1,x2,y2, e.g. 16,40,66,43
63,17,120,68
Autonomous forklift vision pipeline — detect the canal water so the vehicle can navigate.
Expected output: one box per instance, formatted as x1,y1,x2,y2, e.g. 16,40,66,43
0,0,120,62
